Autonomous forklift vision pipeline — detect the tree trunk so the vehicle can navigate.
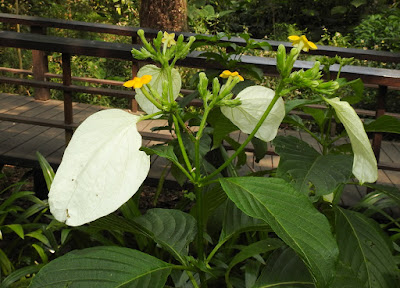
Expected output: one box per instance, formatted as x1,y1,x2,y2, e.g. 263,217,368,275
139,0,188,32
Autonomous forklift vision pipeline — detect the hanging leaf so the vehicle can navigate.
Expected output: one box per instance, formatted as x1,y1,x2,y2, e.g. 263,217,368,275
49,109,150,227
323,97,377,184
36,151,55,191
221,86,285,142
220,177,338,288
335,208,399,287
274,136,353,196
29,247,172,288
207,107,239,149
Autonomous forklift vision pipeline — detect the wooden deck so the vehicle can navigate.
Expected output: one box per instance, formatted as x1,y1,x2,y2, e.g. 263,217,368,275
0,93,399,206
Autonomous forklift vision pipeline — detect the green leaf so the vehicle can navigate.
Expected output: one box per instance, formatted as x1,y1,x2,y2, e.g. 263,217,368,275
251,137,269,163
0,264,44,288
208,108,239,149
351,0,367,8
141,145,180,166
331,5,347,15
274,136,353,196
26,230,50,247
32,244,48,264
341,78,364,104
36,151,55,191
364,115,400,134
29,246,172,288
302,106,326,130
0,248,13,276
335,208,399,287
284,99,321,115
5,224,24,239
134,208,196,263
253,247,314,288
220,200,268,242
220,177,338,288
228,239,283,273
362,183,400,206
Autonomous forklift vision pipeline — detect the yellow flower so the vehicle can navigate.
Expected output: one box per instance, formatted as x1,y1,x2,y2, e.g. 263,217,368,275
123,75,152,89
219,70,244,81
162,32,176,47
288,35,317,52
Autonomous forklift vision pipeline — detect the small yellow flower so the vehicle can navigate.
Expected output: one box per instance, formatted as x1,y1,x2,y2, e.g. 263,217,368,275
288,35,317,52
123,75,152,89
162,32,176,47
219,70,244,81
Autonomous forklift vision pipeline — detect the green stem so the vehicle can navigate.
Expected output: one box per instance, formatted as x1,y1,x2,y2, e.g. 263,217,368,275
138,111,164,121
187,271,200,288
172,115,195,178
175,112,196,142
201,81,285,184
195,106,212,180
140,87,163,110
195,184,207,287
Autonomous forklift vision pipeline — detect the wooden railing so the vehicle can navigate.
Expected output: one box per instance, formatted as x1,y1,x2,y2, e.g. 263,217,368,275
0,13,400,171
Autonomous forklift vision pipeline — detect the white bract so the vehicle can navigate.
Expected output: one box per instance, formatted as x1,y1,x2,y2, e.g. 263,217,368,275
48,109,150,226
324,97,378,184
136,64,181,116
221,86,285,142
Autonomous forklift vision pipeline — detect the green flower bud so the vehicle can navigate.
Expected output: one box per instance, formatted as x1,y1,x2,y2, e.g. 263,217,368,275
276,44,286,75
212,77,220,97
198,72,209,99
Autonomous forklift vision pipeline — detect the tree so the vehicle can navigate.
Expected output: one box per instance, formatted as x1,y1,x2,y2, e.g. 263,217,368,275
139,0,188,31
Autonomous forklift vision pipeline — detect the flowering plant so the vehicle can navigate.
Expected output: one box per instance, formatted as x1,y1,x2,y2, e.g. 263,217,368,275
30,32,399,288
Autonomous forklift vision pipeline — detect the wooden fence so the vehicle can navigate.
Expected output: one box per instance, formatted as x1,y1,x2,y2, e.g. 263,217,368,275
0,12,399,171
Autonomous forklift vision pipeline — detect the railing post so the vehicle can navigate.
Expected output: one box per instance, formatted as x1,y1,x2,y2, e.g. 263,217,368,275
62,53,73,144
31,25,51,101
372,85,388,163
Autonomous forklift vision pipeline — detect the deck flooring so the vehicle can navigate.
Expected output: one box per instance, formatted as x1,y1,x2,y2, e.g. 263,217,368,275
0,93,399,206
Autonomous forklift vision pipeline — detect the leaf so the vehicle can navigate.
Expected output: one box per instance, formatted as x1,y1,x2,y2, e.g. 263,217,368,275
220,200,268,242
26,230,51,247
302,106,326,129
220,177,338,288
284,99,321,115
362,183,400,206
134,208,196,263
0,264,44,288
141,145,180,166
48,109,150,227
324,97,377,183
221,86,285,142
136,64,181,116
274,136,353,196
253,247,314,288
5,224,24,239
32,243,48,264
351,0,367,8
331,5,347,15
341,78,364,104
36,151,55,191
228,239,283,272
364,115,400,134
0,248,13,276
207,107,239,149
251,137,269,163
335,208,399,287
29,246,172,288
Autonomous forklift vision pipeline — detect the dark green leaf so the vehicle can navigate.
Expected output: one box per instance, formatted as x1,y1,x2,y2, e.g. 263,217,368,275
335,208,399,287
220,177,338,288
274,136,353,196
0,264,44,288
284,99,321,115
364,115,400,134
253,247,314,288
134,208,196,262
251,137,269,163
208,107,238,149
362,183,400,206
29,247,172,288
36,151,55,191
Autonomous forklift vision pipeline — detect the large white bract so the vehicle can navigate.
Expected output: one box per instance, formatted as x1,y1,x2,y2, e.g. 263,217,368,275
48,109,150,226
135,64,181,116
221,86,285,142
324,97,378,184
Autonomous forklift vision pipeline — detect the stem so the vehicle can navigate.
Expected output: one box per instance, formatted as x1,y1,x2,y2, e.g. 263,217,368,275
140,87,163,110
187,271,200,288
195,107,212,180
202,81,285,184
138,111,164,121
195,184,207,287
172,115,195,178
175,112,196,142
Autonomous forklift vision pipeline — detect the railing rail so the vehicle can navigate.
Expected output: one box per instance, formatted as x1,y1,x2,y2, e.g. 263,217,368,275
0,13,400,172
